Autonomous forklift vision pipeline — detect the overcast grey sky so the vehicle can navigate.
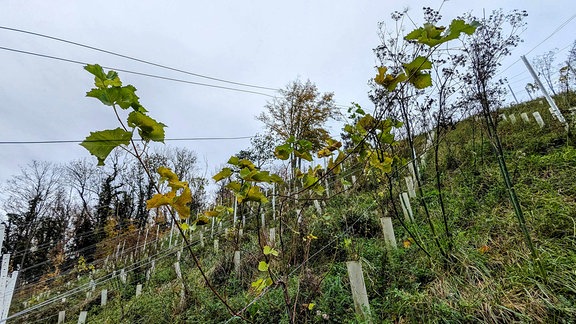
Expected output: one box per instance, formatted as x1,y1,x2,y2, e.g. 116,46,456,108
1,1,575,208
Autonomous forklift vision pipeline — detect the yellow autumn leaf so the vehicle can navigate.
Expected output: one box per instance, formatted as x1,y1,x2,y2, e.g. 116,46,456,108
146,191,175,209
478,245,490,254
172,186,192,219
258,261,269,272
158,166,188,190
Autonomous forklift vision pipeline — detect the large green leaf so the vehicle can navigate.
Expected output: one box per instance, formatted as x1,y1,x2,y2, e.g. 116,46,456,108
405,20,479,47
80,128,132,165
274,143,293,160
213,167,233,182
403,56,433,89
84,64,121,88
127,111,166,142
374,66,407,91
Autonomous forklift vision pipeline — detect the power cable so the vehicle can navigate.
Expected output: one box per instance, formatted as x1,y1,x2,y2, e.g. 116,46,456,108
0,46,276,97
0,136,253,145
497,13,576,76
0,26,279,91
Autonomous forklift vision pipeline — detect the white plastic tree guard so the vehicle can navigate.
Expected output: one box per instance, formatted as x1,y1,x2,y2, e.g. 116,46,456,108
234,251,241,274
346,261,371,321
78,311,88,324
101,289,108,306
533,112,545,128
380,217,397,248
405,176,416,198
509,114,517,124
400,192,414,222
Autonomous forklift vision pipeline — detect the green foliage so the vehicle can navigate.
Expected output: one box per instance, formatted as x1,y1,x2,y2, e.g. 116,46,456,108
80,128,132,166
404,19,479,47
82,64,166,165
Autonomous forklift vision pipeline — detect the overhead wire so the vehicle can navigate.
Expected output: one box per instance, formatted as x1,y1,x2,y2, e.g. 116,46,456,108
0,46,276,98
0,136,253,145
0,25,279,91
496,13,576,76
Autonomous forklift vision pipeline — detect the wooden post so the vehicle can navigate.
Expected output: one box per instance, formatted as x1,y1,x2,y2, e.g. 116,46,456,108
101,289,107,306
380,217,397,248
78,311,88,324
346,261,371,321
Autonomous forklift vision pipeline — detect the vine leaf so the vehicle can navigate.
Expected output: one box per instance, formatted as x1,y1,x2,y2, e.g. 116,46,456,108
147,191,176,209
80,128,132,166
213,167,233,182
251,278,272,293
147,167,192,219
403,56,433,89
274,143,293,160
263,246,279,257
258,261,269,272
405,19,479,47
374,66,407,91
84,64,121,88
127,111,166,142
158,166,187,190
